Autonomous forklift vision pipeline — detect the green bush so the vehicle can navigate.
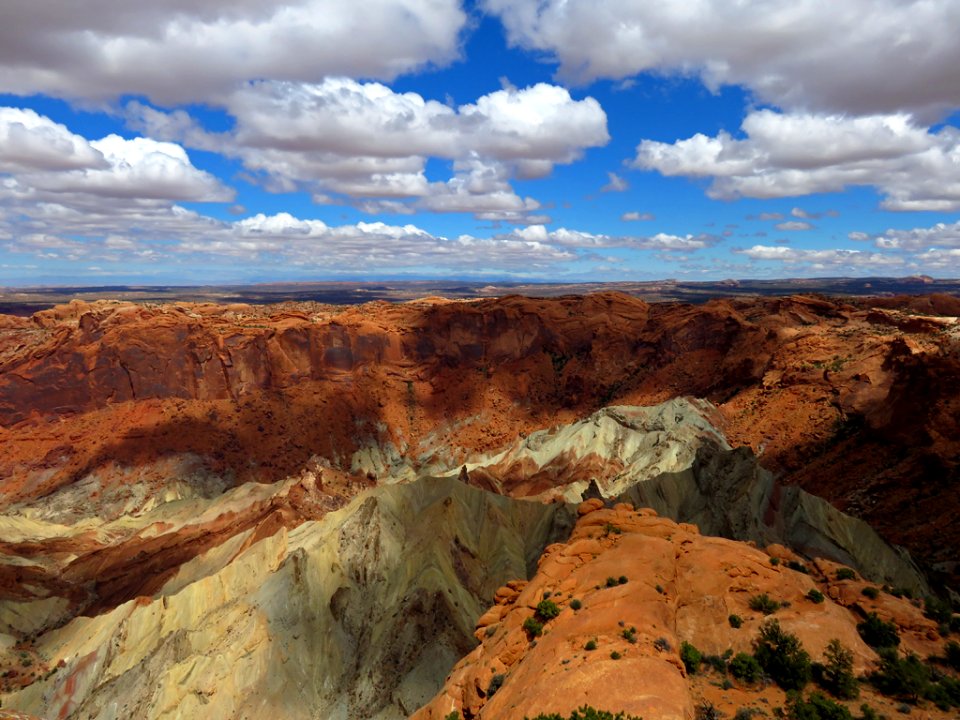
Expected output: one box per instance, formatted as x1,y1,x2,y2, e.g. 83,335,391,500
784,691,853,720
680,641,703,674
807,589,825,604
869,649,928,703
836,568,857,581
536,599,561,621
695,701,723,720
610,650,621,660
861,587,879,600
653,637,672,652
729,613,744,628
771,557,781,566
749,593,781,615
524,707,644,720
445,713,461,720
923,596,953,625
787,560,810,574
946,640,960,670
523,617,544,638
730,652,762,683
753,619,812,691
618,575,628,585
621,627,637,644
605,577,618,588
857,612,900,649
585,639,597,651
818,639,859,700
570,598,582,611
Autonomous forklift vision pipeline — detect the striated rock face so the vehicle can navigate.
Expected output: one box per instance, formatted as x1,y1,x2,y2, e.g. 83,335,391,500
413,501,949,720
0,478,572,720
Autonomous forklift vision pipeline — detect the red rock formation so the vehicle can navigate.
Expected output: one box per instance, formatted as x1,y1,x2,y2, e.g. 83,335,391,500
1,293,958,585
413,501,952,720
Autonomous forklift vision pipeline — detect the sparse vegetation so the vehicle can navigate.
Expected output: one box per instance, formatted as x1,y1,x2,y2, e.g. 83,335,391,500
523,617,544,638
753,619,812,691
610,650,621,660
836,568,857,581
585,639,598,651
857,612,900,649
524,707,644,720
536,599,561,621
783,691,853,720
869,650,928,703
606,577,618,588
861,586,879,600
654,637,672,652
681,641,703,674
817,639,859,700
807,589,825,604
570,598,582,611
729,614,744,628
787,560,810,574
749,593,781,615
695,701,724,720
621,626,637,644
730,652,762,683
618,575,628,585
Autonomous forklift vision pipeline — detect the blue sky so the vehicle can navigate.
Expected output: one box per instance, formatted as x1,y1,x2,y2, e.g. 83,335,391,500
1,0,959,285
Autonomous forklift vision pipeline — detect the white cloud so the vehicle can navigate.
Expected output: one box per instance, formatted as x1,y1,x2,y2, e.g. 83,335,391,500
0,108,107,173
129,79,608,220
775,221,813,231
0,1,467,104
0,109,232,213
633,110,960,211
735,244,906,270
621,211,654,222
855,221,960,251
484,0,960,117
601,172,628,192
510,224,717,251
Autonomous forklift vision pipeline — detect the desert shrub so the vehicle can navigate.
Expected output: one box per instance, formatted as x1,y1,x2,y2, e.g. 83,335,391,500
730,652,762,683
695,701,723,720
857,612,900,649
610,650,621,660
734,710,761,720
861,587,879,600
869,650,929,703
524,707,644,720
945,640,960,670
857,705,881,720
570,598,582,611
807,589,825,604
836,568,857,581
771,557,781,566
681,641,703,674
753,619,811,691
729,614,744,628
621,626,637,644
445,713,461,720
784,691,853,720
923,596,953,625
818,639,859,700
618,575,628,585
585,639,597,651
487,673,506,697
749,593,781,615
523,617,544,638
655,584,665,594
704,654,728,673
606,577,618,588
653,637,672,652
787,560,810,574
536,599,561,621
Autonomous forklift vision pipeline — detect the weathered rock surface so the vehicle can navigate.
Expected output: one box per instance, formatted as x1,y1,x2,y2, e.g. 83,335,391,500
414,501,950,720
0,478,571,719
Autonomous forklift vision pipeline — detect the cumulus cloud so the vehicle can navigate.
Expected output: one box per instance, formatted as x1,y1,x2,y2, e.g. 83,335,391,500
0,108,232,213
854,221,960,251
735,245,906,271
633,110,960,211
511,224,718,251
129,79,608,220
484,0,960,117
0,1,466,104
